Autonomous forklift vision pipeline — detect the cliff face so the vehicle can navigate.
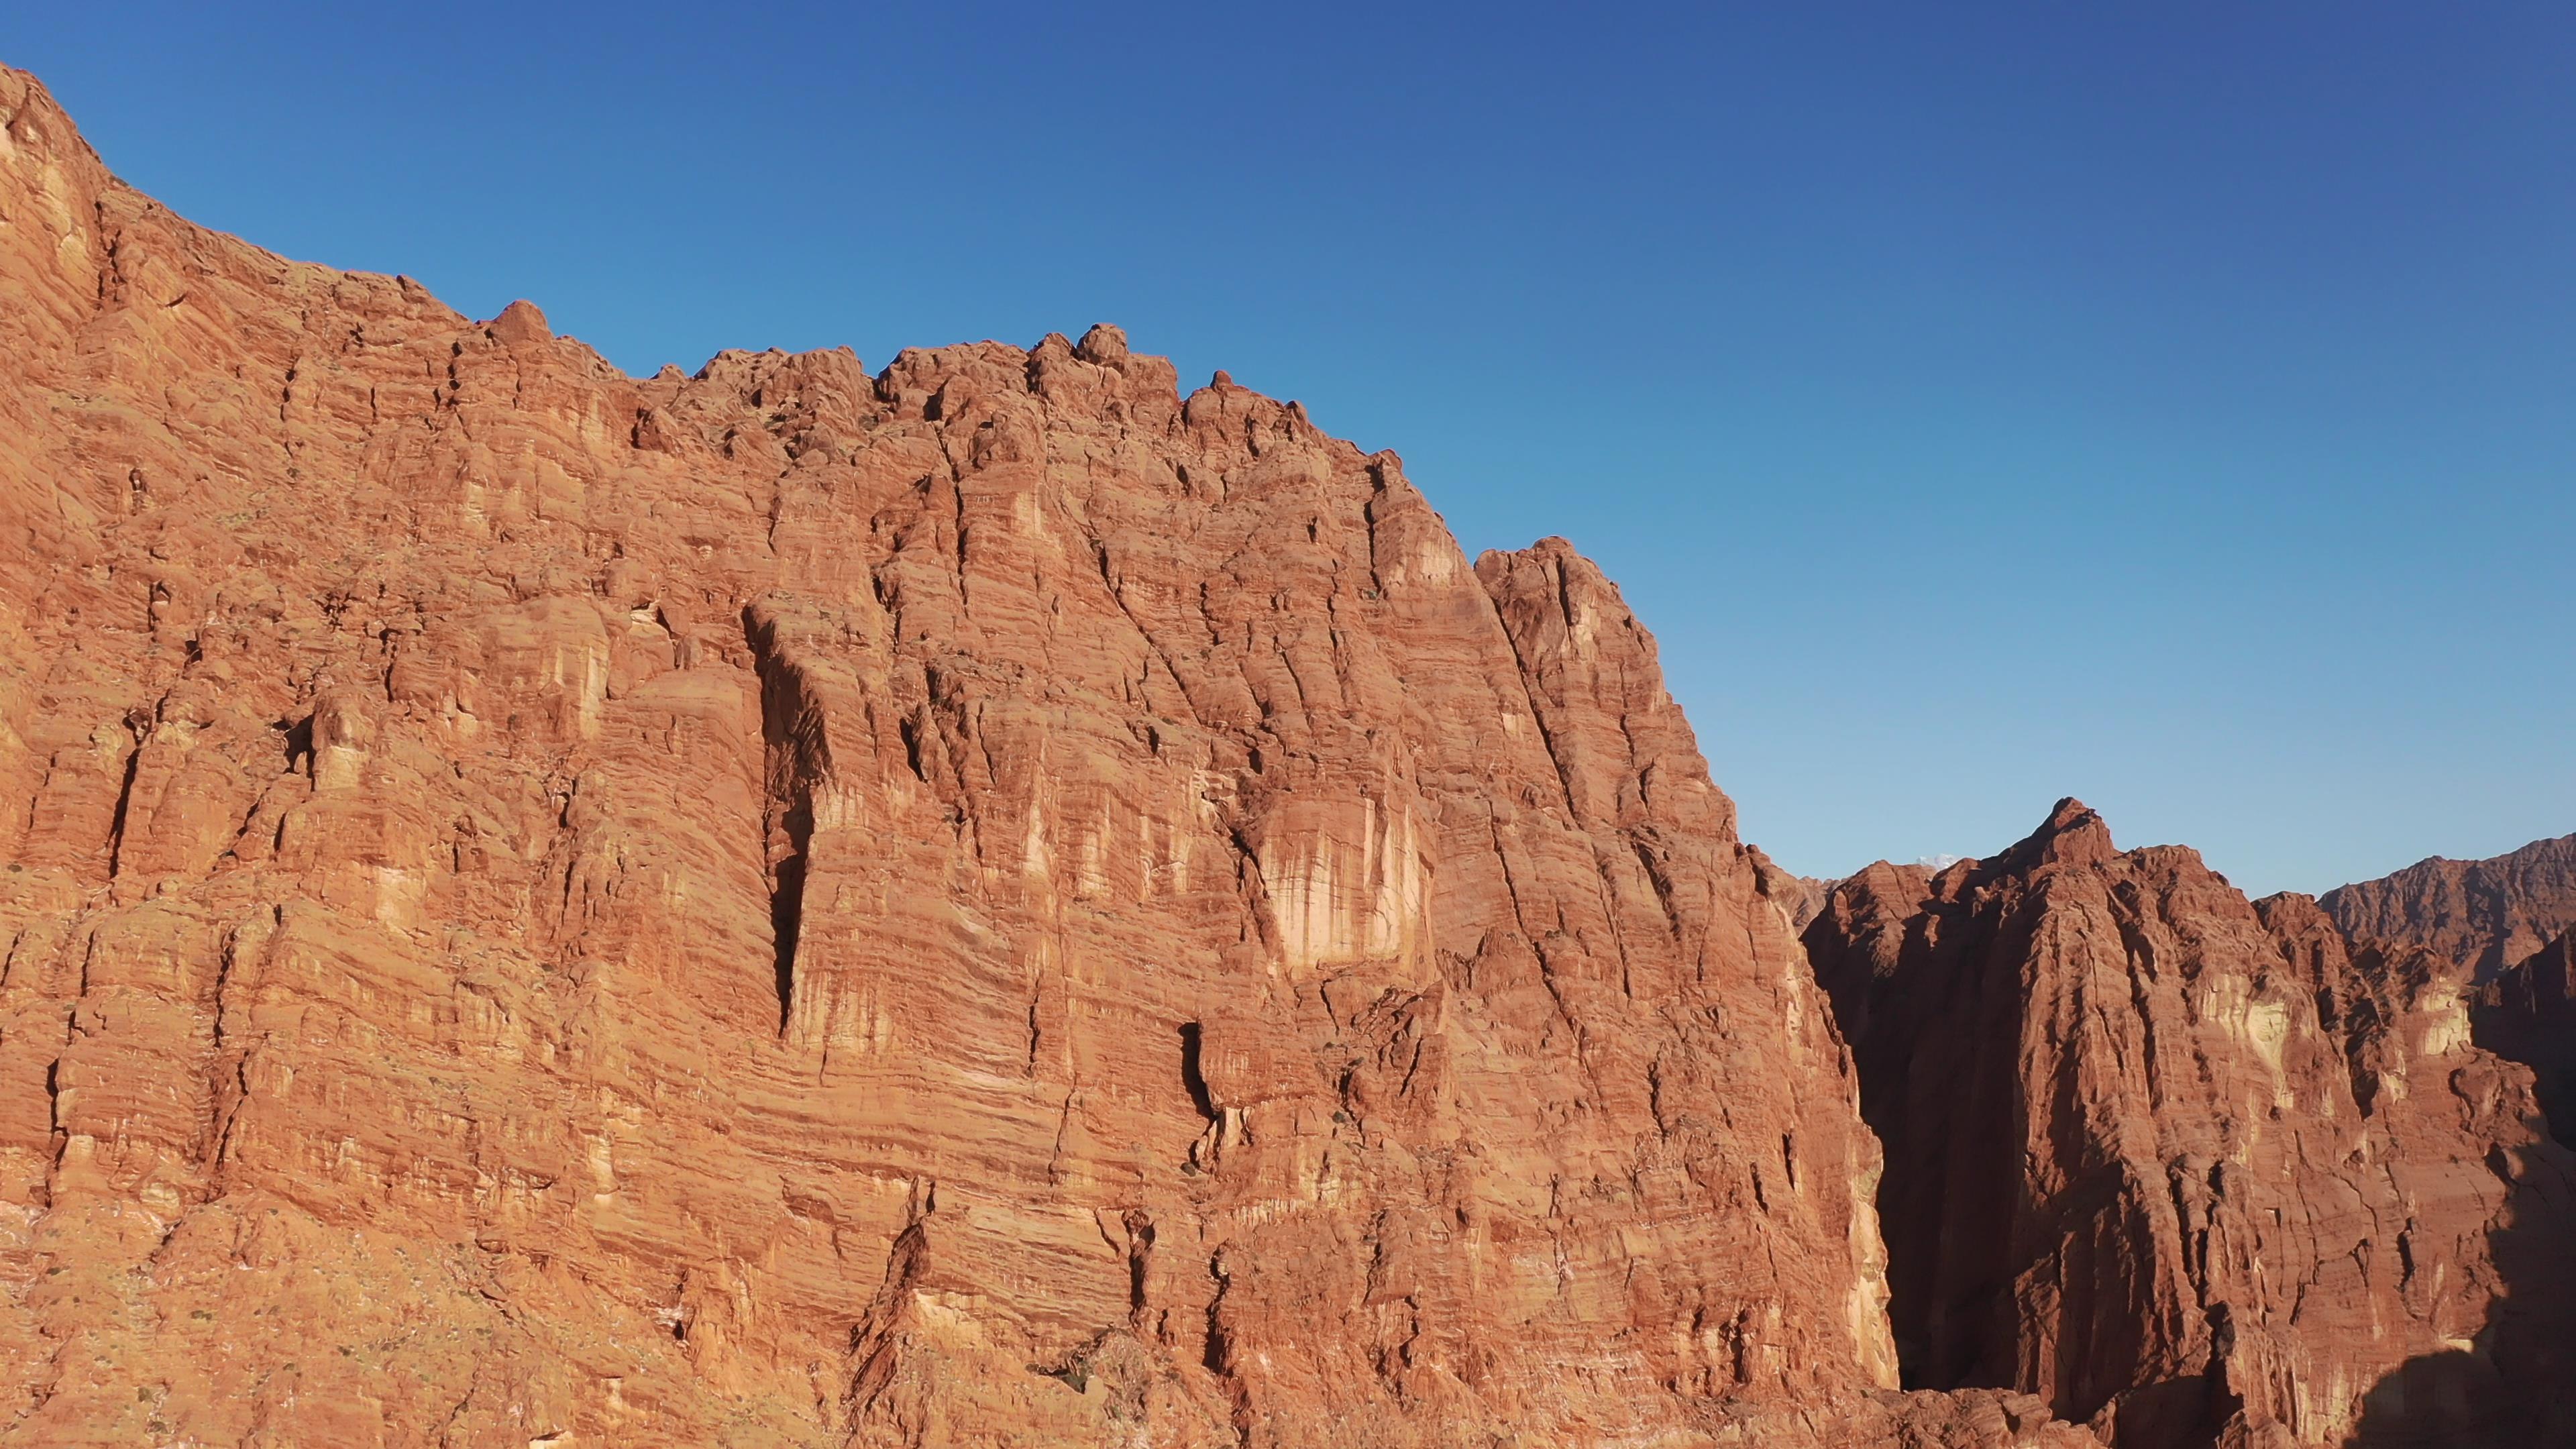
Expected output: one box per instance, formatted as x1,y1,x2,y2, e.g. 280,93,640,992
2322,834,2576,984
1805,801,2576,1448
0,67,2115,1448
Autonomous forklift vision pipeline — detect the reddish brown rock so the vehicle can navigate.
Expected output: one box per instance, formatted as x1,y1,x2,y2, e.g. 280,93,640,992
2322,833,2576,983
0,66,2104,1448
1806,800,2576,1448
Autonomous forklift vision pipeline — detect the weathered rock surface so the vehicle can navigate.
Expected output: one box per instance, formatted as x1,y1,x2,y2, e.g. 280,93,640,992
1806,800,2576,1448
0,66,2115,1448
2322,833,2576,984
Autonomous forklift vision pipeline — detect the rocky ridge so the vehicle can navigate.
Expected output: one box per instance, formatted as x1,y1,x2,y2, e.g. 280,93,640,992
2322,833,2576,985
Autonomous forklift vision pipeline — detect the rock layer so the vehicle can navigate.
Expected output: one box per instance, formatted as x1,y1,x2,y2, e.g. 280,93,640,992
1805,801,2576,1448
0,66,2117,1448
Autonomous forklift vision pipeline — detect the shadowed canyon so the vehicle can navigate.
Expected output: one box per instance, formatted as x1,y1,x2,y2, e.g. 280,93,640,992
1,65,2569,1448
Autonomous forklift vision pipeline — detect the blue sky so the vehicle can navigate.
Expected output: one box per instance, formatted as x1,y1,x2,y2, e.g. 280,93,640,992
11,4,2571,895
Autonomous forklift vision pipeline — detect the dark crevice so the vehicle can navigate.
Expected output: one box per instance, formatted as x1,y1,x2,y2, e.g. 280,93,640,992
768,831,808,1027
101,727,146,881
1124,1210,1155,1318
898,716,928,783
1201,1254,1231,1375
278,715,313,771
1178,1022,1218,1126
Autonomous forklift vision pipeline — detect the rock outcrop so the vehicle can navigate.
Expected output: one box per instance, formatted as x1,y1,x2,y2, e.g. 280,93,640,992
2322,833,2576,984
0,65,2116,1448
1805,800,2576,1448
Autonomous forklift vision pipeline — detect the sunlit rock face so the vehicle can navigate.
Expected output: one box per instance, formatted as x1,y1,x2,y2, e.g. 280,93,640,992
1806,802,2576,1448
0,64,2127,1448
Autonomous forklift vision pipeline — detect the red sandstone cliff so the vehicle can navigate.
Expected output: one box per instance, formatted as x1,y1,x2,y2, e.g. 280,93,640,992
1805,801,2576,1448
0,66,2113,1447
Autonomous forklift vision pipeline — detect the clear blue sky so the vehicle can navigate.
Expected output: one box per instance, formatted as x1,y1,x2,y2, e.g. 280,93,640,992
11,4,2571,896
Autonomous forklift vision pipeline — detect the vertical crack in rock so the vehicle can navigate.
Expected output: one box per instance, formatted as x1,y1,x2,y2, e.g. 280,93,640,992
1201,1252,1232,1376
100,713,147,881
765,806,809,1026
1122,1209,1155,1323
1177,1021,1218,1126
749,608,818,1030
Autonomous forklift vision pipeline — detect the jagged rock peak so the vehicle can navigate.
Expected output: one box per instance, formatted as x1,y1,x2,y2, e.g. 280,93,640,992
2006,795,2117,869
484,298,552,345
1073,321,1130,364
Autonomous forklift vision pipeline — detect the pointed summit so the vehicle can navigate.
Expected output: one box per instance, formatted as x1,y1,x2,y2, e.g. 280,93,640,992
2014,796,2116,869
1073,322,1129,364
486,299,552,346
